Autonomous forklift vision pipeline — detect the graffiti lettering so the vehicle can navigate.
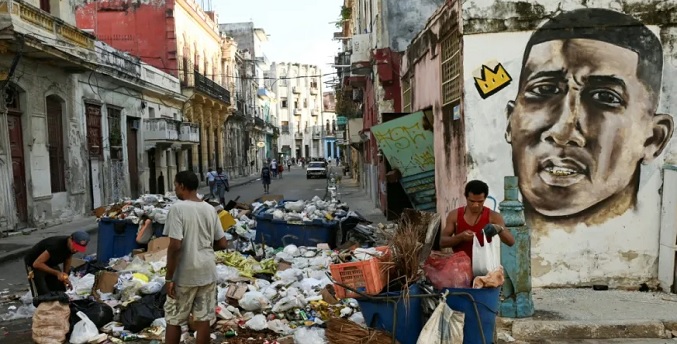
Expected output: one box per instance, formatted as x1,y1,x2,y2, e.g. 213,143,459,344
373,122,426,150
411,148,435,168
474,63,512,99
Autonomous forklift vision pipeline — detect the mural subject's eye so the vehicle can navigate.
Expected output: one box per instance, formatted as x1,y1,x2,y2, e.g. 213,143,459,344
588,89,623,108
526,83,562,98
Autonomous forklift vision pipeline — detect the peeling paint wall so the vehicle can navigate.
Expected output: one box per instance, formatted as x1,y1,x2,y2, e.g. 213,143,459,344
461,0,677,288
0,57,89,230
383,0,446,51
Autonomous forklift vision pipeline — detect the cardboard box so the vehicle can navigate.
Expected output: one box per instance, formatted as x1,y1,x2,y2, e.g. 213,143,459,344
111,260,129,271
93,271,119,294
140,248,168,263
321,285,339,305
277,261,292,271
148,237,170,252
71,258,86,269
132,249,145,257
226,284,248,300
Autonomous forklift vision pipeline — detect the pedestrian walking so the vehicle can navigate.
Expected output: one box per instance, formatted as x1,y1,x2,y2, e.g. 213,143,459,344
261,164,271,194
278,163,284,179
270,159,278,178
205,168,217,200
214,167,230,206
24,231,90,297
287,160,292,171
163,171,228,344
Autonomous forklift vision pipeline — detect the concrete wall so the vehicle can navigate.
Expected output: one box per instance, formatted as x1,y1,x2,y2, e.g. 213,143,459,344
0,58,88,229
460,0,677,288
383,0,445,51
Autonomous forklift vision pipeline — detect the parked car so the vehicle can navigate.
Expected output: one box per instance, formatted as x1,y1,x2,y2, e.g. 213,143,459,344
306,161,328,179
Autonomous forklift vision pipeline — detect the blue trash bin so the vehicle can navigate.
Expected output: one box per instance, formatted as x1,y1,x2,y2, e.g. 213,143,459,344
97,219,141,264
357,284,423,344
443,287,500,344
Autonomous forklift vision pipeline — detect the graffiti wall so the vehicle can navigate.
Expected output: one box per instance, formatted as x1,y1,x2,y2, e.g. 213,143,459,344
462,6,677,288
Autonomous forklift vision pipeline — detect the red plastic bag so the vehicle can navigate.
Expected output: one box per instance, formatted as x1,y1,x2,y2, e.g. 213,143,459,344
424,251,473,289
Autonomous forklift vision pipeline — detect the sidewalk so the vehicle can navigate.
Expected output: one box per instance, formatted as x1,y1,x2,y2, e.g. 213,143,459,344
197,172,260,196
0,173,261,265
337,177,387,224
497,288,677,342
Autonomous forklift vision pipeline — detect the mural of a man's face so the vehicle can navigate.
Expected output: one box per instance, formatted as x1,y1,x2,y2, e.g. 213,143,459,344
506,38,674,217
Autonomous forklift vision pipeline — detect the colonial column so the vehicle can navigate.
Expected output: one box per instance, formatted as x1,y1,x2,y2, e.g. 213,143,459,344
217,106,227,170
193,102,203,175
167,148,177,191
201,102,211,176
156,148,168,195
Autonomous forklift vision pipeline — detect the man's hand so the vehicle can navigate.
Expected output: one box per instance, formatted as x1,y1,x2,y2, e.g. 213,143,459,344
483,224,499,238
166,281,176,299
58,273,73,290
459,230,475,242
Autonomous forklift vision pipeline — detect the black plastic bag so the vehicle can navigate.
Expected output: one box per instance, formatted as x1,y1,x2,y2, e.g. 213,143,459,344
120,288,167,333
33,291,69,307
69,299,114,330
72,260,113,276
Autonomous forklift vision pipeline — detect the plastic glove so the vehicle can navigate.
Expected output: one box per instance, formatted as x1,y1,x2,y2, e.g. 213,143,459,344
483,224,498,238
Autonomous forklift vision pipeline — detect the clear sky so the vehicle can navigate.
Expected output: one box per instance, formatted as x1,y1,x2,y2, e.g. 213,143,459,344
212,0,343,81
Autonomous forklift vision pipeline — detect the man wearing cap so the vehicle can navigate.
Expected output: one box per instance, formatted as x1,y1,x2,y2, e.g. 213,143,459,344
24,231,90,297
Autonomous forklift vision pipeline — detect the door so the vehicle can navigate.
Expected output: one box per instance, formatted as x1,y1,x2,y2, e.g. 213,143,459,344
148,149,157,194
126,119,139,198
7,113,27,223
85,104,103,208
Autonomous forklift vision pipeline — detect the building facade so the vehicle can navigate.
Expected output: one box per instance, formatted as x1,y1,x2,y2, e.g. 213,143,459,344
75,0,232,182
398,0,677,290
322,92,340,161
268,62,323,160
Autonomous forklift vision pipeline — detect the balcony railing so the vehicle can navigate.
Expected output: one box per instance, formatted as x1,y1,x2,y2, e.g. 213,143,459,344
292,86,301,94
294,108,302,115
254,117,265,128
179,122,200,143
194,70,231,104
310,87,319,95
145,118,179,141
311,109,320,116
295,132,303,139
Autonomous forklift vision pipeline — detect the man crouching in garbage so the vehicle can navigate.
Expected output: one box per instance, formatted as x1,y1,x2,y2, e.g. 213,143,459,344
439,180,515,259
163,171,228,344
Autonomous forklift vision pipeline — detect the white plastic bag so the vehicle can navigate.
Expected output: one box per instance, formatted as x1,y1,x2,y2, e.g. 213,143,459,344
472,231,501,277
245,314,268,331
239,291,270,311
416,300,464,344
69,311,99,344
294,327,326,344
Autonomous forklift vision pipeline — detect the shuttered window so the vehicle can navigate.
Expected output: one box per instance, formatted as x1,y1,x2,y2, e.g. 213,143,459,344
46,96,66,193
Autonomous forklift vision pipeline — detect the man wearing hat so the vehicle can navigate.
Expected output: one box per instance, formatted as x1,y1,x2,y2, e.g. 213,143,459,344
24,231,90,297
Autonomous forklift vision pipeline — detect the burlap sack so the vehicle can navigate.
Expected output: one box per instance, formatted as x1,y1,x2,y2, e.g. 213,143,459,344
32,300,71,344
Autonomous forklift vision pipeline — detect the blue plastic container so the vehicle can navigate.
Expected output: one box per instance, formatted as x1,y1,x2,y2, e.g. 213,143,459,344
357,284,423,344
443,287,500,344
254,214,338,248
97,219,141,264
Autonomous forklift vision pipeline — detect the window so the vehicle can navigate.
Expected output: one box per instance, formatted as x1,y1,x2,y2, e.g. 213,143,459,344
46,96,66,193
304,99,308,108
107,107,123,160
282,121,289,133
281,98,288,108
40,0,50,12
441,28,461,106
148,107,155,118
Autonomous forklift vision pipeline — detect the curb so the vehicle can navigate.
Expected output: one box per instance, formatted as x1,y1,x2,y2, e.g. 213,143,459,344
0,178,262,265
0,223,99,265
510,319,668,340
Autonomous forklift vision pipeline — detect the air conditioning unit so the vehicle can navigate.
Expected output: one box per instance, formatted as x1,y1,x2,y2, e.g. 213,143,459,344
131,119,141,130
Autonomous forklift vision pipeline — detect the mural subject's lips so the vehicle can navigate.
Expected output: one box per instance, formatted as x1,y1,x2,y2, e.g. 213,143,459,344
538,157,588,187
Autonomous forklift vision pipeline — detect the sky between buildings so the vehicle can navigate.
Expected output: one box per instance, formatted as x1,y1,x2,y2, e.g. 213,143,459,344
214,0,343,87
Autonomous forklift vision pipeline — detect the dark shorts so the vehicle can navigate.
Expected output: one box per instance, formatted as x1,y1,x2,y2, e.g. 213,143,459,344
262,177,271,185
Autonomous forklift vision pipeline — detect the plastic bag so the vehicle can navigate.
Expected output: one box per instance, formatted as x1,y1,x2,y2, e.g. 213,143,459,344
140,281,164,295
245,314,268,331
70,311,99,344
69,299,114,331
416,299,464,344
424,251,473,289
294,327,326,344
268,319,293,335
239,291,270,311
216,265,240,283
472,232,501,277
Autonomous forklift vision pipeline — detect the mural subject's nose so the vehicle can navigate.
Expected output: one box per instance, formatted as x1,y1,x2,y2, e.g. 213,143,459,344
541,101,586,147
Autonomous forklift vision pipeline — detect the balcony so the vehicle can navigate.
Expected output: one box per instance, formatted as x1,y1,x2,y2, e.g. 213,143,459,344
292,86,301,94
254,117,265,128
295,132,303,139
311,109,320,116
310,87,319,95
194,70,231,104
313,130,321,139
145,118,179,142
179,122,200,143
350,33,371,75
257,87,273,100
294,108,302,115
281,125,290,134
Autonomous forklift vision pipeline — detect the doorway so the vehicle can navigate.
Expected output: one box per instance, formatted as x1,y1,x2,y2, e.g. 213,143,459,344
126,118,139,198
148,149,157,194
7,113,27,224
85,103,103,208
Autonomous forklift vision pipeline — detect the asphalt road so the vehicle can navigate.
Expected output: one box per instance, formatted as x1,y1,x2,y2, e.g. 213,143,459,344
0,166,332,342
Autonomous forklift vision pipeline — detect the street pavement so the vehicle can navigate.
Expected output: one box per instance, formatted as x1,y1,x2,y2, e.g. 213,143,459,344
0,165,366,342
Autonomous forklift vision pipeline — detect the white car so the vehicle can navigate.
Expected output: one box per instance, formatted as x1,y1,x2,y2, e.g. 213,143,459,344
306,161,328,179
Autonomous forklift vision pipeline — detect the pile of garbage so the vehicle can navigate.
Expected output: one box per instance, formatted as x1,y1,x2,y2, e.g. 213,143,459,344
93,193,182,224
253,196,349,223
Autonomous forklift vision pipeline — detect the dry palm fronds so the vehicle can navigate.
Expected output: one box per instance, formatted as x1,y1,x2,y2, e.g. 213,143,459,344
325,317,398,344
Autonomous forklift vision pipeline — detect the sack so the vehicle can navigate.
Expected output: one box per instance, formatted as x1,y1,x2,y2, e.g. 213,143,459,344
32,300,71,344
70,299,114,331
33,291,69,307
120,289,166,333
472,231,501,277
416,299,464,344
424,252,473,289
69,311,99,344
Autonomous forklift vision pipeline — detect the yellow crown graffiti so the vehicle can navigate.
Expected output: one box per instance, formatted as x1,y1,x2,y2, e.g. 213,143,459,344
474,63,512,99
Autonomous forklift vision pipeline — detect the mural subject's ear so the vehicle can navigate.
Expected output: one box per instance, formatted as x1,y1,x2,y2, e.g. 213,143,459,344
505,100,516,144
642,113,674,164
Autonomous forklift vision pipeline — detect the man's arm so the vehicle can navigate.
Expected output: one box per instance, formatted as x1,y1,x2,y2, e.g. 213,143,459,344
32,251,63,277
439,210,465,249
164,207,184,282
62,255,72,274
165,238,182,281
212,213,228,251
490,211,515,246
